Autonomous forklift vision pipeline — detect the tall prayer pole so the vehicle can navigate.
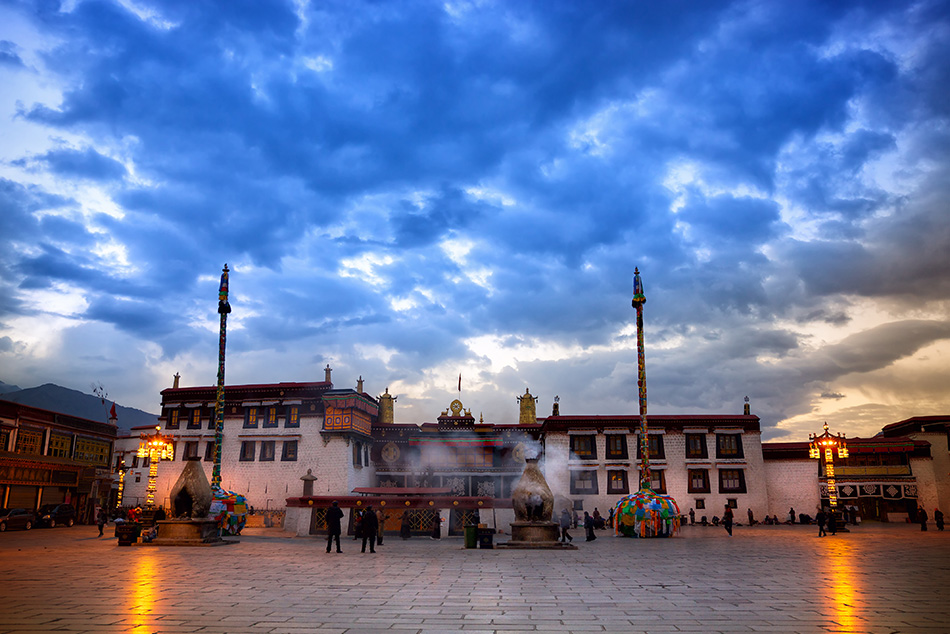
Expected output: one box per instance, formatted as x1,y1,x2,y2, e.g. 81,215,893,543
211,264,231,487
632,267,650,488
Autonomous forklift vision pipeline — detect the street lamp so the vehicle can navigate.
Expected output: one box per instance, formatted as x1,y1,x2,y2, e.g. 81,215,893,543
809,422,849,512
137,426,174,508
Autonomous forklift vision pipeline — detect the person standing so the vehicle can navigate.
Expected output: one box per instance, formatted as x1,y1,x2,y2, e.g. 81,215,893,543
325,501,344,553
608,507,615,529
815,508,827,537
917,506,928,532
584,511,596,541
96,508,107,537
353,508,362,540
747,508,755,526
376,508,385,546
934,508,944,531
723,505,734,536
828,510,837,535
788,507,795,524
400,510,412,539
361,505,378,552
689,508,695,526
430,510,441,539
559,508,573,543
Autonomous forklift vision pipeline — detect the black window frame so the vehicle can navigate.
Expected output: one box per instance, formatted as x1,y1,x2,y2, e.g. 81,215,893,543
718,468,747,493
166,408,180,429
649,468,667,493
281,440,298,462
636,434,665,460
204,441,215,462
244,407,259,429
259,440,275,462
183,441,199,460
570,435,597,460
569,469,599,495
716,433,744,459
607,469,629,494
685,434,708,459
239,441,256,461
605,434,628,459
285,405,300,428
688,468,710,493
263,407,279,429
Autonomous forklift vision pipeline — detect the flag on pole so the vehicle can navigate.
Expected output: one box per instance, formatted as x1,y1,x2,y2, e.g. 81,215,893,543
109,402,117,420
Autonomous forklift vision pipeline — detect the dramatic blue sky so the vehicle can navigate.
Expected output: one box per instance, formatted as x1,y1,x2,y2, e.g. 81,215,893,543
2,0,949,440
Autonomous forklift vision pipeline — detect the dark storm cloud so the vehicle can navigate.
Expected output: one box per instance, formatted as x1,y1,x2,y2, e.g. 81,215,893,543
2,0,950,428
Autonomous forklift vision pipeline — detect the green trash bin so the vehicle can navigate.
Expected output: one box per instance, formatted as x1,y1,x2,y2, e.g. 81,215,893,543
464,525,477,549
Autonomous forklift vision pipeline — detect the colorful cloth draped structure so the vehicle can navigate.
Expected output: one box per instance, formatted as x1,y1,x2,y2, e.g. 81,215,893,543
614,486,681,538
209,486,247,536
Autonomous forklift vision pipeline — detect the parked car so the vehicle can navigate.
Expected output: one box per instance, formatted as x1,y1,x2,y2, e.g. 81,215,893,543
0,508,36,531
37,504,76,528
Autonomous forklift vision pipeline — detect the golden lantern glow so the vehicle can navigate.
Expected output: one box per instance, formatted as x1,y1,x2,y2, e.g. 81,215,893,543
809,422,849,512
136,426,175,509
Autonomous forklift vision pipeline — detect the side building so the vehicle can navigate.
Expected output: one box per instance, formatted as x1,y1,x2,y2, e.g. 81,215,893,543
0,399,117,523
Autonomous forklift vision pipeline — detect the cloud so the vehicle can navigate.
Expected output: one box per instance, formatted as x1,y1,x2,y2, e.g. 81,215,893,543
0,0,948,440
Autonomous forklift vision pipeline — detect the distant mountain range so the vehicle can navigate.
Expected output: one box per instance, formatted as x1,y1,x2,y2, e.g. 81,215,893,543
0,382,159,433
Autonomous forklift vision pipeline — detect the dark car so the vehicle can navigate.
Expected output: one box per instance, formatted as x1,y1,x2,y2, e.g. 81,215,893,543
37,504,77,528
0,508,36,531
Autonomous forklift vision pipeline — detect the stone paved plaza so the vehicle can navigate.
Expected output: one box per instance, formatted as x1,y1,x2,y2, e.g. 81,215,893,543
1,522,948,634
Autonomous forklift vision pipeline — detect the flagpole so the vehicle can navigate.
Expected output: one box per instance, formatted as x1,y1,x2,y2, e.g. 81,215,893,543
211,264,231,487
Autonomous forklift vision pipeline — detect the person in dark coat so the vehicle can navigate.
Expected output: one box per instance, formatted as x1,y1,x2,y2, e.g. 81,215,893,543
934,508,944,531
400,510,412,539
559,509,573,543
815,509,827,537
747,508,755,526
827,510,837,535
723,505,734,536
96,508,107,537
917,506,928,531
325,501,344,553
361,505,378,553
584,511,596,541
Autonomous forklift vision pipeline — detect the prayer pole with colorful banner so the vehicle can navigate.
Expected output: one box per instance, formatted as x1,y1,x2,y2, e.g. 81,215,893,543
631,267,650,488
211,264,231,487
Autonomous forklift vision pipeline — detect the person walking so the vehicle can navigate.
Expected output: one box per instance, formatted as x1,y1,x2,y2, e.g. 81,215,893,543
689,508,695,526
608,507,615,529
815,508,827,537
559,508,573,543
96,508,107,537
723,505,734,536
400,509,412,539
934,508,944,531
584,511,596,541
325,501,344,553
917,506,928,531
361,505,378,553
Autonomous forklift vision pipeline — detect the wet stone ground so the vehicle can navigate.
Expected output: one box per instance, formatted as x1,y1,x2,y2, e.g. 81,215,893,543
0,521,948,633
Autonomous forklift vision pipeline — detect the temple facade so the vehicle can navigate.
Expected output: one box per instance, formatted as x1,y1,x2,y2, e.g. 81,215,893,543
112,372,950,535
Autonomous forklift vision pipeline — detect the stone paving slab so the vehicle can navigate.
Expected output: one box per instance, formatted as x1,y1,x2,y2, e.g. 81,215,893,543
0,523,948,633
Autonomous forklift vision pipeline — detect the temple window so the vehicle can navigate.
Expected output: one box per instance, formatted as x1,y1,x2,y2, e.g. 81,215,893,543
688,469,710,493
183,441,199,460
282,440,298,461
570,470,599,495
686,434,708,459
607,470,629,494
260,441,275,462
187,409,201,429
204,442,215,461
650,469,667,493
605,434,628,459
240,441,256,461
166,409,180,429
570,435,597,460
244,407,259,428
718,469,746,493
285,406,300,428
263,407,278,428
716,433,744,459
